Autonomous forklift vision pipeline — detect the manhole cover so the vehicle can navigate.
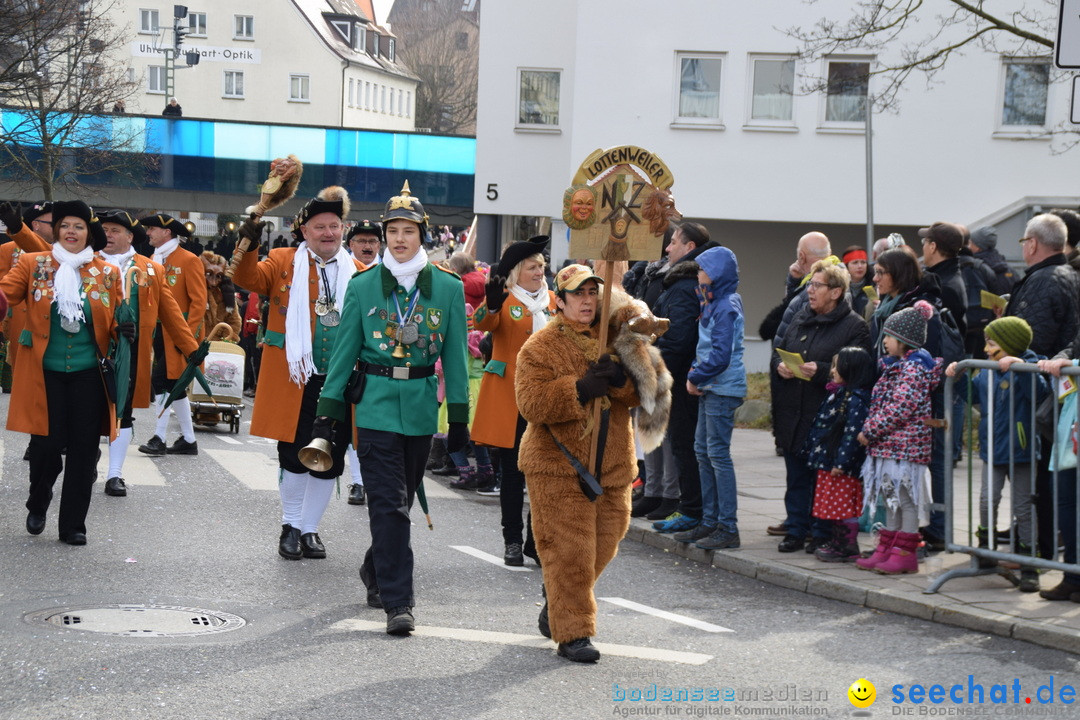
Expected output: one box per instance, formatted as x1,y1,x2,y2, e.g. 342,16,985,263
24,604,246,637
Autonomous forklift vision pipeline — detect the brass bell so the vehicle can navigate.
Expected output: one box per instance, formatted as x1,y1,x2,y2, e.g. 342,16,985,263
298,437,333,473
392,343,407,359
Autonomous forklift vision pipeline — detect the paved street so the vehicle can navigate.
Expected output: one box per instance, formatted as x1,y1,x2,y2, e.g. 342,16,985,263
0,395,1077,720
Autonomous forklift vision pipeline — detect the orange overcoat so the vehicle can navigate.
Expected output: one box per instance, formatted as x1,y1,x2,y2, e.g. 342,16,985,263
0,240,29,368
0,252,119,439
232,246,364,442
470,291,556,448
155,246,208,378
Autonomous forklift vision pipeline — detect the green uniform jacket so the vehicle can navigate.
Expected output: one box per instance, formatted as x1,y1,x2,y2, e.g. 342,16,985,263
317,262,469,435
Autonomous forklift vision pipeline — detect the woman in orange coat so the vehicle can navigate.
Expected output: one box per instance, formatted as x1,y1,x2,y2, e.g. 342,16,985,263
0,201,130,545
471,235,556,566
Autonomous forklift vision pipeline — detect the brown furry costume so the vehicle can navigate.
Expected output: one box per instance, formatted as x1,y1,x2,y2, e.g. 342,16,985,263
201,252,242,341
516,287,671,645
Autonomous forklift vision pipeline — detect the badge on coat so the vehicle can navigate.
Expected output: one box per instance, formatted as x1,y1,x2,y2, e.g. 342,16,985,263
510,306,523,321
426,308,443,330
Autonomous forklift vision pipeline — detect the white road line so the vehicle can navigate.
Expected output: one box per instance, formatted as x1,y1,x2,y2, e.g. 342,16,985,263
420,480,462,500
598,597,733,633
218,436,243,445
96,452,168,486
203,449,280,491
450,545,533,572
328,619,713,665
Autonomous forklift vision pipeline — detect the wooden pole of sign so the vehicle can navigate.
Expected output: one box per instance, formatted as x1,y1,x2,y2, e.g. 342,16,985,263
461,215,479,259
586,256,615,476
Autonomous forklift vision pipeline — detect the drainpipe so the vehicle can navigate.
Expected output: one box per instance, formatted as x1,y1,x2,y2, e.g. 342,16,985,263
341,60,350,128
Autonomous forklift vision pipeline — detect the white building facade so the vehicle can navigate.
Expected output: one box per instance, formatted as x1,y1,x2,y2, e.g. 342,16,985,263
473,0,1079,358
110,0,418,130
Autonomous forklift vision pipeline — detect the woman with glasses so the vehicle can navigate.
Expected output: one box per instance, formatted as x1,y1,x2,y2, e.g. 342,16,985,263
771,259,870,554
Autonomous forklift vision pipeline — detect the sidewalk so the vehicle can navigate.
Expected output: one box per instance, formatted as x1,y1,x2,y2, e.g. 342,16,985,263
624,428,1080,655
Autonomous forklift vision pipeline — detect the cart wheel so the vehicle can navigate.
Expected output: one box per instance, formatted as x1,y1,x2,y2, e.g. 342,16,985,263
232,414,240,434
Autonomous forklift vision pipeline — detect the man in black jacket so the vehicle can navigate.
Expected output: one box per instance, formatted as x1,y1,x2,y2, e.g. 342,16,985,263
639,223,719,531
920,222,967,338
1006,213,1079,358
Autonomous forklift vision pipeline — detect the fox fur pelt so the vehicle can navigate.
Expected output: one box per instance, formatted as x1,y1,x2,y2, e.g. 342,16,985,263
606,287,672,452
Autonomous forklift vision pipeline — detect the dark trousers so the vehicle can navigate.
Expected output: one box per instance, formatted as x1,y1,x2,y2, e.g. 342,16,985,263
782,452,831,540
499,415,535,546
926,390,946,539
1054,469,1080,585
119,346,139,429
356,428,431,610
668,373,702,518
27,369,106,538
277,375,350,479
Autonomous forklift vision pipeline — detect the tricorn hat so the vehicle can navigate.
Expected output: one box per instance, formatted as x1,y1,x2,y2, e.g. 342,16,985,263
98,210,139,233
52,200,107,252
295,185,350,227
381,180,428,229
23,201,54,224
496,235,549,279
139,213,192,238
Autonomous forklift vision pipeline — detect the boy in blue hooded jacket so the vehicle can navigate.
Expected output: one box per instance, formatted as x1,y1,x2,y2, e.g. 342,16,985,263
664,246,746,549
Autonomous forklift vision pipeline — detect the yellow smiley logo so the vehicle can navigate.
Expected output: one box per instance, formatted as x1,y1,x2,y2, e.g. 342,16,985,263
848,678,876,708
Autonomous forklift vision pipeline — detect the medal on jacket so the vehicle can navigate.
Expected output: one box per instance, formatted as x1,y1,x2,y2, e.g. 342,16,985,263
390,287,420,357
320,308,340,327
60,315,81,333
315,264,340,327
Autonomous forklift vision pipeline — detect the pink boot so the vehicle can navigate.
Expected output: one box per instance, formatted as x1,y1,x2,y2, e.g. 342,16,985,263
874,531,921,574
855,529,896,571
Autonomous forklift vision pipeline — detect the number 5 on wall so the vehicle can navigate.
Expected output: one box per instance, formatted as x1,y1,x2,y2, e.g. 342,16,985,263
486,183,498,200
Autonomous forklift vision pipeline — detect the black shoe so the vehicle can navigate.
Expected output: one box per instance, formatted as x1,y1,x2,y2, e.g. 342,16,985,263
805,536,827,554
425,436,448,471
359,564,383,608
138,435,167,456
919,526,946,552
523,537,541,567
60,532,86,546
431,460,459,477
26,513,45,535
778,534,805,553
644,498,680,521
104,477,127,497
300,532,326,558
386,606,415,636
504,542,524,567
631,496,662,518
538,602,551,638
278,524,301,560
347,483,366,506
166,437,198,455
557,637,600,663
475,483,501,497
1040,580,1080,601
22,445,30,461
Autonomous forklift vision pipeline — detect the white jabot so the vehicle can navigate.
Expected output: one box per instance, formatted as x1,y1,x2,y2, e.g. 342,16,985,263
285,242,354,385
152,237,180,265
51,244,95,326
509,282,551,334
382,248,427,292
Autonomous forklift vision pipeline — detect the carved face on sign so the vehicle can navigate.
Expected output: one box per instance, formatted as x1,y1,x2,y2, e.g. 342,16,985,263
563,184,598,230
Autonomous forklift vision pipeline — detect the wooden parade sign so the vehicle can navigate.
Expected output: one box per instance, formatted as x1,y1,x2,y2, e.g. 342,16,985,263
563,145,679,261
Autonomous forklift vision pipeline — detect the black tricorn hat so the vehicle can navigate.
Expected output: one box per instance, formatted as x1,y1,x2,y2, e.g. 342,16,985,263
496,235,549,279
23,201,54,224
139,213,192,238
51,200,107,251
99,210,147,246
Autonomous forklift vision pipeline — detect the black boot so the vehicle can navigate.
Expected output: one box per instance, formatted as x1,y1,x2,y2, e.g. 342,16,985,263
426,436,448,471
278,524,301,560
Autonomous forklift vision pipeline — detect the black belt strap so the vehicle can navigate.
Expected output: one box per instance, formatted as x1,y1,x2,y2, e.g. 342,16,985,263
364,363,436,380
546,407,609,502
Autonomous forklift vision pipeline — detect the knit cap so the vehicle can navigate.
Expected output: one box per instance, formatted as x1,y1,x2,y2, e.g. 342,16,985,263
883,300,933,349
984,316,1032,357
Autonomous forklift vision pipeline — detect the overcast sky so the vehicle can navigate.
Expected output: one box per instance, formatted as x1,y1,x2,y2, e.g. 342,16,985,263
375,0,393,25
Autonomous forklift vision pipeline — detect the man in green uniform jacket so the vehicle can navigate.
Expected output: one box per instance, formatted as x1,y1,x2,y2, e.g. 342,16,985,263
314,181,470,636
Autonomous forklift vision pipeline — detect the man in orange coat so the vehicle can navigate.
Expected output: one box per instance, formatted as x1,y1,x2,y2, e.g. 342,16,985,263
0,202,54,377
136,214,207,457
232,186,364,560
98,211,200,496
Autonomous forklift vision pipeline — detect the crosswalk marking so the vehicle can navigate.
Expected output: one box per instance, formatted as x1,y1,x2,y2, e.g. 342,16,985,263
328,619,714,665
96,452,168,486
203,449,280,491
218,436,243,445
420,480,463,500
599,597,733,633
450,545,534,572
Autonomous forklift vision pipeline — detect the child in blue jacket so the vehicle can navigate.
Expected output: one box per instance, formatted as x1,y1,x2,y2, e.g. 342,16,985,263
670,246,746,551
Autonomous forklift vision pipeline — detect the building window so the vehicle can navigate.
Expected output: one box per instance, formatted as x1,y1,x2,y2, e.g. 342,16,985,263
1001,59,1049,127
380,85,386,113
148,65,166,94
187,12,207,37
234,15,254,40
331,20,351,44
673,52,723,126
389,87,395,115
397,89,403,116
139,8,158,34
405,90,411,117
354,24,366,51
289,74,309,102
372,33,380,57
224,70,244,98
517,68,560,129
364,82,370,110
824,59,870,124
387,39,395,62
748,55,795,124
347,78,354,107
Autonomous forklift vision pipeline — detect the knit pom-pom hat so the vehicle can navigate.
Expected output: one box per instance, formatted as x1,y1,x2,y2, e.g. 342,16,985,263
883,299,933,349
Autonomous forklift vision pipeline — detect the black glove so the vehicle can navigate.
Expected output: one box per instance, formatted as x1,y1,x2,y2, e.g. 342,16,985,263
446,422,469,455
484,274,508,313
576,353,618,403
117,321,136,343
237,217,267,246
311,415,335,442
0,202,23,234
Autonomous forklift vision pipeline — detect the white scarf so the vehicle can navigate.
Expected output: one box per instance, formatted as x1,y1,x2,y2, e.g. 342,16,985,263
51,244,94,326
382,248,428,292
510,281,551,334
285,242,355,386
152,237,180,266
100,247,137,297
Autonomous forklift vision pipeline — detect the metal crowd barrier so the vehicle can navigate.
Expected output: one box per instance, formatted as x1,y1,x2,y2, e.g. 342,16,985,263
926,359,1080,594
